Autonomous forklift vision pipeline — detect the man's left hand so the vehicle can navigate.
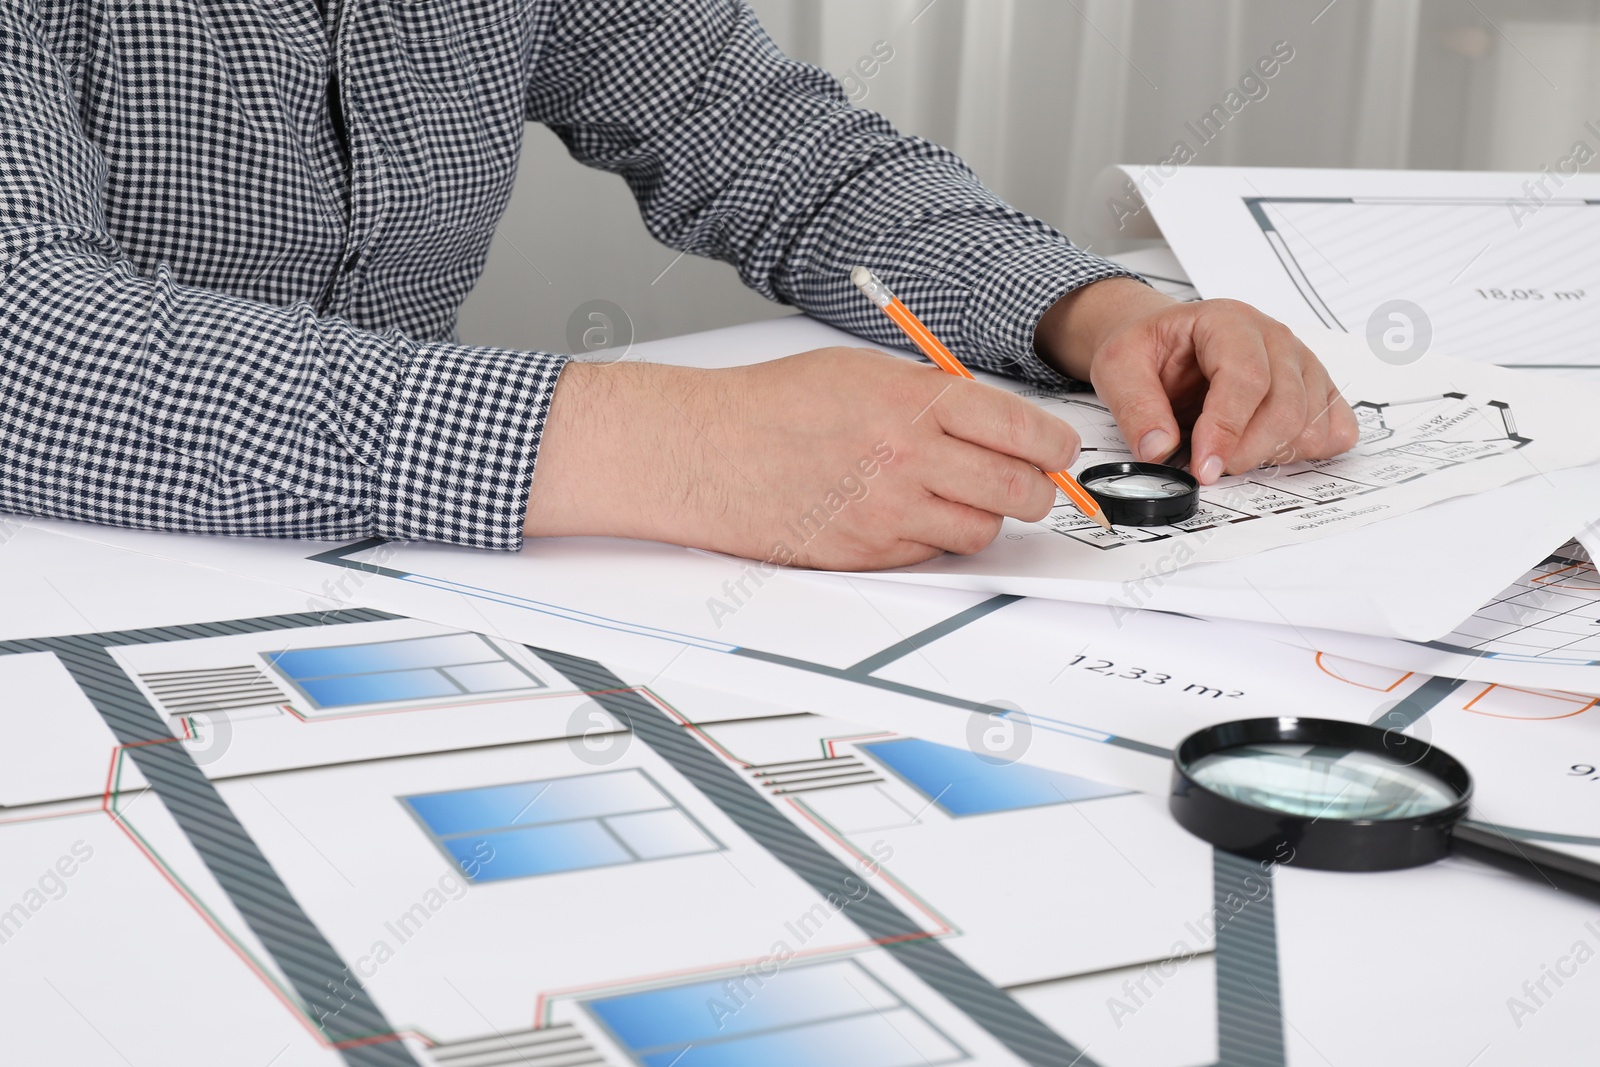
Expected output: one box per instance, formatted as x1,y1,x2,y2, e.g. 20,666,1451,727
1036,277,1360,484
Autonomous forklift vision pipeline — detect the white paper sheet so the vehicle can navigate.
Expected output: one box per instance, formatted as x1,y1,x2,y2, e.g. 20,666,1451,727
10,483,1600,1063
1100,164,1600,375
1580,513,1600,565
1228,539,1600,694
1105,245,1200,302
0,524,1201,1065
859,461,1600,641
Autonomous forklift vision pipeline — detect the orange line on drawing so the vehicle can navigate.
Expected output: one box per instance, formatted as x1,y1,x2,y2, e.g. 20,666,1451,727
1314,651,1414,692
0,806,102,827
1531,561,1600,590
1462,683,1599,720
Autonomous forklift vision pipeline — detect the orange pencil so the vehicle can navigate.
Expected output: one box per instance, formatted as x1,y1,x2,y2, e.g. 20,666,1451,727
850,266,1113,532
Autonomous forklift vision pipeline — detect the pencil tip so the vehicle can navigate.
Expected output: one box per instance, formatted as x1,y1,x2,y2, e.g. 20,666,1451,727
1095,514,1113,531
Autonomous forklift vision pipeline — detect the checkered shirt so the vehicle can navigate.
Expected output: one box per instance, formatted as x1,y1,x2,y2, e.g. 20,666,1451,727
1,0,1133,549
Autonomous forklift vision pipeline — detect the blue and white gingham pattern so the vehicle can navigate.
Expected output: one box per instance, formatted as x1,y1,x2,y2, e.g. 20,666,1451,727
2,0,1132,549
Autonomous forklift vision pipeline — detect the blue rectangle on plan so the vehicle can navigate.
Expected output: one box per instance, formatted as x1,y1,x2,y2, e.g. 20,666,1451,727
268,633,498,679
263,632,545,709
445,822,632,881
403,770,718,883
586,960,963,1065
860,737,1126,816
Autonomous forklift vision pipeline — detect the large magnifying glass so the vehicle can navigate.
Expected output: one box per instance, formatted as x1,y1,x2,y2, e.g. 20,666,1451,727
1169,717,1600,900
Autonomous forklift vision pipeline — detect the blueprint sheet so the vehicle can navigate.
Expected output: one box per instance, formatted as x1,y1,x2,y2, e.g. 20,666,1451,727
0,524,1209,1066
1099,165,1600,376
5,519,1600,1066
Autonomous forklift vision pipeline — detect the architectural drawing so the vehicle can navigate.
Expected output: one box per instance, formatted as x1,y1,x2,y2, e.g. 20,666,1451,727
1245,195,1600,371
4,516,1600,1064
1118,167,1600,376
1025,390,1533,552
3,607,1119,1065
30,306,1600,640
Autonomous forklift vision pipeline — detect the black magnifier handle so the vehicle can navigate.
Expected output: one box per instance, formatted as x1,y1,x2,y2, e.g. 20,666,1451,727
1452,821,1600,904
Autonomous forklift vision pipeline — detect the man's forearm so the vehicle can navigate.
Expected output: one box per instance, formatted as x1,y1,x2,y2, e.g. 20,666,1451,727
524,362,732,545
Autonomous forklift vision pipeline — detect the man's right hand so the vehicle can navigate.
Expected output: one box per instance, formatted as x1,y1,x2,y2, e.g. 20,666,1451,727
523,347,1081,569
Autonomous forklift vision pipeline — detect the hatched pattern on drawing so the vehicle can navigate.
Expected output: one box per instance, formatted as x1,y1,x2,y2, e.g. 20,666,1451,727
427,1023,602,1067
746,754,884,795
139,665,289,716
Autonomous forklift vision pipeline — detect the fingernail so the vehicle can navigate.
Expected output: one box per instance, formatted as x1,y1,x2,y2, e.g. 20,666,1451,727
1197,455,1225,484
1138,429,1174,462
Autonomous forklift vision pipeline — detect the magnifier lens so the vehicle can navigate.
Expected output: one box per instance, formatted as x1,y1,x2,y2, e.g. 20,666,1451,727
1077,462,1200,525
1172,718,1600,893
1186,743,1458,821
1170,720,1474,871
1083,473,1192,500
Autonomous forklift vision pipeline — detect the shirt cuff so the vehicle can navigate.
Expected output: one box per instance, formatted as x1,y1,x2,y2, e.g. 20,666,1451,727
375,341,568,550
960,242,1144,387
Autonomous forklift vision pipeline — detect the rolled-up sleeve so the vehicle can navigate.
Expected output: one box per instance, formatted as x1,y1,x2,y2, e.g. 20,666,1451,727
1,9,564,549
525,0,1138,386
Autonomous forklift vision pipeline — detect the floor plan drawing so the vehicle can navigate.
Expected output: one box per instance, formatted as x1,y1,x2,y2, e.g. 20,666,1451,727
4,513,1600,1065
0,606,1111,1065
1245,195,1600,371
1123,166,1600,376
1028,389,1534,552
877,326,1600,587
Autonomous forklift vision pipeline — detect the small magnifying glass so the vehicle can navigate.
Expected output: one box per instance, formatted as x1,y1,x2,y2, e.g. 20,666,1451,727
1078,462,1200,526
1169,717,1600,900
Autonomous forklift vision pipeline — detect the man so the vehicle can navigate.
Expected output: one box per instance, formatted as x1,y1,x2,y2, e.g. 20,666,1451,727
0,1,1356,570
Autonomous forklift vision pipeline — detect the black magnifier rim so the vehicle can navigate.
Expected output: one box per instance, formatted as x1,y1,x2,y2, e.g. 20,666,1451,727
1078,462,1200,526
1169,717,1474,872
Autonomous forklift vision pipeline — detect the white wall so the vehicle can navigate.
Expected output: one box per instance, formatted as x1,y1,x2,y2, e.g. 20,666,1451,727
457,0,1600,354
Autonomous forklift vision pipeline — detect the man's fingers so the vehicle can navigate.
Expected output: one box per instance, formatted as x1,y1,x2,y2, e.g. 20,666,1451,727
1288,374,1359,462
922,438,1058,522
1283,365,1332,462
1090,341,1184,463
1189,320,1273,483
903,495,1005,556
1291,352,1359,460
934,380,1080,473
1323,380,1360,455
1226,340,1310,473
